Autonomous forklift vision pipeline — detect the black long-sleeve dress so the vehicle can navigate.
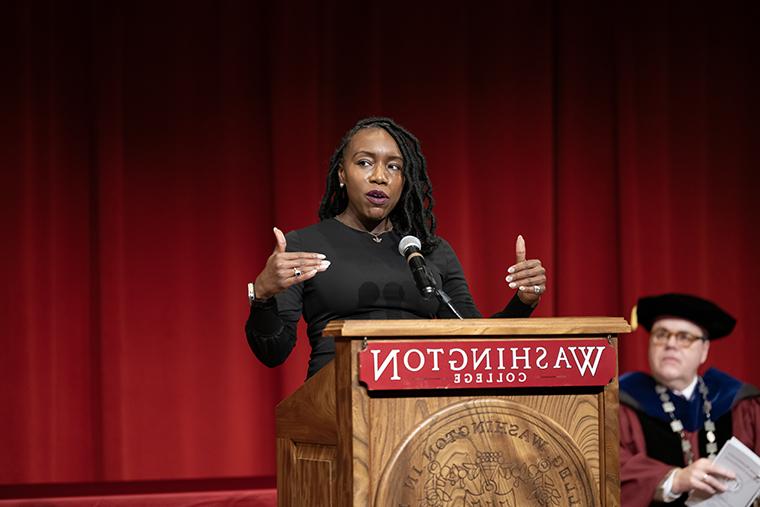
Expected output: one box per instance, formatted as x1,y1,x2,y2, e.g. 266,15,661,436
246,218,534,379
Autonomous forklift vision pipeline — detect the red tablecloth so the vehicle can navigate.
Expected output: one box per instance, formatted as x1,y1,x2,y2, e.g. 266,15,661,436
0,478,277,507
0,489,276,507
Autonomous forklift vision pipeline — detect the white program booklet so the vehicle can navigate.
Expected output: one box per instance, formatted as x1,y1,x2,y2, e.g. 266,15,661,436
685,437,760,506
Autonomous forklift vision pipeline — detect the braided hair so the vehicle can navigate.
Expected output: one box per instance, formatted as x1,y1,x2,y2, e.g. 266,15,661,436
318,117,440,254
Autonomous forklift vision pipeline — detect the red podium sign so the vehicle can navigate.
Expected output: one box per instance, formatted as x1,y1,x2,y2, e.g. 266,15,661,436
359,338,616,390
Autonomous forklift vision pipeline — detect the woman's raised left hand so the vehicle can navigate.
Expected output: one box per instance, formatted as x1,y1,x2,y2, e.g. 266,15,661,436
506,235,547,306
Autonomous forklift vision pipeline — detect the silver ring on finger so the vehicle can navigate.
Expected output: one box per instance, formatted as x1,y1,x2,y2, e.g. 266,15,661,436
533,285,542,295
293,267,302,278
703,473,710,482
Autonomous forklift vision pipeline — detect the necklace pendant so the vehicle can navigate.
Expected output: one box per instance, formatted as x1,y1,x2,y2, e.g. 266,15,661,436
371,235,382,243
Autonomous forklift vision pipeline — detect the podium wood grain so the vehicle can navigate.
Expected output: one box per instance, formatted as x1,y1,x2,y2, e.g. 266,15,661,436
276,317,628,506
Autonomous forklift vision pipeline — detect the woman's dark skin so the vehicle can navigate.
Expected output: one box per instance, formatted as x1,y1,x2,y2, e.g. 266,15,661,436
253,126,546,305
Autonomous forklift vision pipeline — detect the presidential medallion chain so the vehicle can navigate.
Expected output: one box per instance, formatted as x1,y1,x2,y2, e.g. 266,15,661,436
656,376,717,464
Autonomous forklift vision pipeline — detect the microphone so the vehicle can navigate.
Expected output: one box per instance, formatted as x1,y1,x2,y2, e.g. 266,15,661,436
398,235,463,319
398,235,436,298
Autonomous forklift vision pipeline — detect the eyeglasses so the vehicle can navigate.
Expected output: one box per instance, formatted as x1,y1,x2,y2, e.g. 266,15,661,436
650,327,705,348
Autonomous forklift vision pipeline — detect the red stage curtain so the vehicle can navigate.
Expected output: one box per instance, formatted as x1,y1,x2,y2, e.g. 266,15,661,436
1,0,758,485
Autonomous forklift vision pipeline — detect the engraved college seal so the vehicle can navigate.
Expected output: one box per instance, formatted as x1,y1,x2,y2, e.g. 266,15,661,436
375,398,598,507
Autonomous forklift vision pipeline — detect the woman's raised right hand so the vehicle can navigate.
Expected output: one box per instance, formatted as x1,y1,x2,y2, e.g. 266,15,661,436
253,227,330,300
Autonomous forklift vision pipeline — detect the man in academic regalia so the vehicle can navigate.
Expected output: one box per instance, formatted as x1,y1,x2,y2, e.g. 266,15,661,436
619,293,760,506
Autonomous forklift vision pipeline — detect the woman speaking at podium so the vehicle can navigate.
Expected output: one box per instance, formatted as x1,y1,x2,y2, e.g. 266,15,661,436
245,117,547,379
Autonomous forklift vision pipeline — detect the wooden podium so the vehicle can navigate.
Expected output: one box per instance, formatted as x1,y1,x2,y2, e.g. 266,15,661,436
276,317,630,506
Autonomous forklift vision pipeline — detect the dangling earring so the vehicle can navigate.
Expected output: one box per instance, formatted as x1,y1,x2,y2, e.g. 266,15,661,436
339,182,345,188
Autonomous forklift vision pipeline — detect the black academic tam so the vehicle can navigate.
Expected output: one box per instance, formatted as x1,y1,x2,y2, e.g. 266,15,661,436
636,293,736,340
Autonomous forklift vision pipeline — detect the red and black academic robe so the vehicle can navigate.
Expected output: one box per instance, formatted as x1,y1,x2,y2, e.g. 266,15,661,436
619,368,760,507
